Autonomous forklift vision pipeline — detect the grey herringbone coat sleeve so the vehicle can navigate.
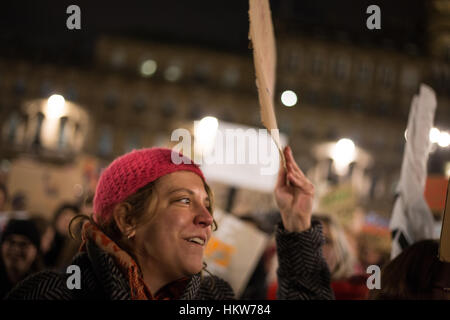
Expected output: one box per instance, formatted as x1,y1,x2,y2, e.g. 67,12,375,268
275,220,334,300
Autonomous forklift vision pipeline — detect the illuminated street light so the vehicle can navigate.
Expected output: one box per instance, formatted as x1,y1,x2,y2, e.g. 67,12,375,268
195,116,219,155
331,138,356,175
281,90,297,107
429,127,440,144
140,59,157,77
164,65,182,82
46,94,66,119
438,131,450,148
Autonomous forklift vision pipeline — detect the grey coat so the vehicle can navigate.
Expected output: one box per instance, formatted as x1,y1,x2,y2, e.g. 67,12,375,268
5,221,334,300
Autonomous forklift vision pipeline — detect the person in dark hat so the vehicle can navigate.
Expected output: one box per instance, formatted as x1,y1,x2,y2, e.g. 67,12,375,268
0,183,8,212
0,219,43,298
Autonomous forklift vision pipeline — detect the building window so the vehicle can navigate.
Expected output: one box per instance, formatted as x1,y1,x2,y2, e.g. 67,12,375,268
188,103,203,120
58,116,68,150
311,54,325,76
400,66,419,90
351,97,364,113
13,78,26,96
164,62,183,82
287,50,301,71
304,90,319,105
378,101,391,116
73,122,82,150
445,44,450,62
32,112,45,148
104,91,119,110
356,60,373,83
110,49,126,69
5,112,20,143
330,92,343,109
40,81,53,98
222,66,240,87
132,96,147,114
193,63,211,83
325,128,338,140
333,55,351,80
378,64,396,88
161,100,176,118
124,132,140,153
98,126,113,157
65,85,78,102
279,116,292,136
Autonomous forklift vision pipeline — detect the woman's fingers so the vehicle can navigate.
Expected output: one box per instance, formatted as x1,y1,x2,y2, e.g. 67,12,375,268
276,157,287,188
281,146,312,193
287,172,314,195
283,147,314,194
286,147,305,178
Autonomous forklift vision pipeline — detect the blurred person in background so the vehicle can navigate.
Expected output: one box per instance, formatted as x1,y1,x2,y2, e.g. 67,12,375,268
369,239,450,300
0,184,10,238
357,225,391,272
44,203,81,269
0,219,43,298
6,147,334,300
30,215,56,268
267,213,369,299
315,214,369,300
80,191,94,216
0,183,8,212
11,192,27,213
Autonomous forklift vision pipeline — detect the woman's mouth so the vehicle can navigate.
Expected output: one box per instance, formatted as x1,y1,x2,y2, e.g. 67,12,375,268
185,237,206,246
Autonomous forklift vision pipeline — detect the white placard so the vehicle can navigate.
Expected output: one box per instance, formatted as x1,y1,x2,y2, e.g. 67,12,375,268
204,209,269,297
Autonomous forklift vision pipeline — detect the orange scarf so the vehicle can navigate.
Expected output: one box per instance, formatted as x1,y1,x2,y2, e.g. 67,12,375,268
79,221,153,299
79,222,189,300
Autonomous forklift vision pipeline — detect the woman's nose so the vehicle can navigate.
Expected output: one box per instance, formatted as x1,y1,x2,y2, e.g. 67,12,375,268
194,204,214,227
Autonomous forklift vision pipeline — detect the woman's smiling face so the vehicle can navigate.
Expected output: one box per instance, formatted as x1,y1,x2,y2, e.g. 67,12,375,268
133,171,213,282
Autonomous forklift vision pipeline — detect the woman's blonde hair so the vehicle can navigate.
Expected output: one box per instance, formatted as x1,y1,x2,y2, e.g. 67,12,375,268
314,213,356,280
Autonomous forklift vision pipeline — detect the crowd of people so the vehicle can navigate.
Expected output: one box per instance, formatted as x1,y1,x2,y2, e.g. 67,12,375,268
0,185,92,298
0,147,448,300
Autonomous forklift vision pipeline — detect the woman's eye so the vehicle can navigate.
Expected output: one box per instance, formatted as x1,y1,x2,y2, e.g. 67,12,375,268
178,198,190,204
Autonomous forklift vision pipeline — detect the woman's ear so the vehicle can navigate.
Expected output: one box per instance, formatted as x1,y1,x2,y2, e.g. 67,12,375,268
112,203,136,239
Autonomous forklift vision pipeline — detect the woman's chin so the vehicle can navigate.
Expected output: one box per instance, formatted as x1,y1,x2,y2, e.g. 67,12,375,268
183,262,204,275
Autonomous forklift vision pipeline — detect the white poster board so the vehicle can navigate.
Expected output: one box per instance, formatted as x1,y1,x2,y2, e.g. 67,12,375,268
204,209,269,297
197,120,287,193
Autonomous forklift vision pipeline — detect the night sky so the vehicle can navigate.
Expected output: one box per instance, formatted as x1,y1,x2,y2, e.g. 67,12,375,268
0,0,428,66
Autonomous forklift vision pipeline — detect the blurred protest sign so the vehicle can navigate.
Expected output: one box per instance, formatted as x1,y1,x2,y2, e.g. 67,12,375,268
439,178,450,262
389,84,437,259
7,154,99,218
317,183,359,231
424,176,448,214
199,120,287,192
248,0,285,168
204,209,269,297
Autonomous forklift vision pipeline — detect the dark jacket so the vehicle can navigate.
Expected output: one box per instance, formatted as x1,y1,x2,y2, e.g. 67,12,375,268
0,259,15,299
5,221,334,300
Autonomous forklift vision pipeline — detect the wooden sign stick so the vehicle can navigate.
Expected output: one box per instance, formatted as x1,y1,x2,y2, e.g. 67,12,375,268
248,0,286,170
439,178,450,262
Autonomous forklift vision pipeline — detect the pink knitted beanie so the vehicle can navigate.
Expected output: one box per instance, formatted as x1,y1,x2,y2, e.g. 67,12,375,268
93,147,205,222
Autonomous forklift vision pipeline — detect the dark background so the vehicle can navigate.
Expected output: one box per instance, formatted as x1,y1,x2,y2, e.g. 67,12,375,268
0,0,427,65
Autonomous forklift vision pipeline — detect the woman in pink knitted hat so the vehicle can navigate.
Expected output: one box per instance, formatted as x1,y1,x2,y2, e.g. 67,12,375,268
6,146,333,300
